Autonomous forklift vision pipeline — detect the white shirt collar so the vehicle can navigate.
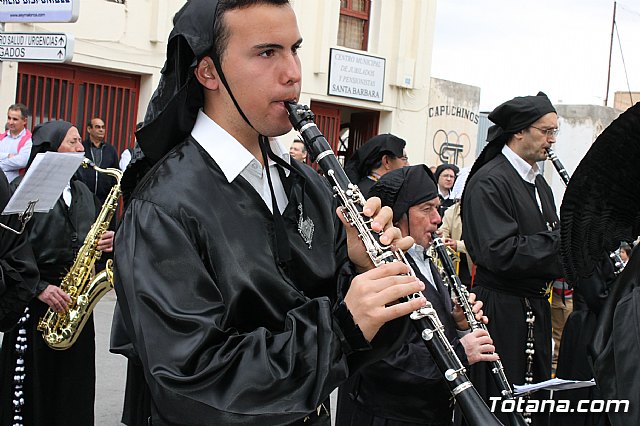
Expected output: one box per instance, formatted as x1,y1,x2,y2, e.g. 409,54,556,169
6,128,26,139
191,109,290,183
502,144,540,184
408,243,427,260
407,244,438,290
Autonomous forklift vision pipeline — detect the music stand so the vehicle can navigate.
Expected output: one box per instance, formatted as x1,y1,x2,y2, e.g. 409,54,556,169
1,152,85,234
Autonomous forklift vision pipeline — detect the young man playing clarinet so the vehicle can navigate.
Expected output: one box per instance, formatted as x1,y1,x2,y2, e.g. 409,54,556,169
112,1,425,425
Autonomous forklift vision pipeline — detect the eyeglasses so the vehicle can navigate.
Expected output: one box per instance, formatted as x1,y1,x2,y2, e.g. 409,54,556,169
529,125,559,138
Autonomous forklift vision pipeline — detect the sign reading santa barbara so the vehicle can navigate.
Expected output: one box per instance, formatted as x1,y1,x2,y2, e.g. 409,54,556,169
328,48,385,103
0,0,79,23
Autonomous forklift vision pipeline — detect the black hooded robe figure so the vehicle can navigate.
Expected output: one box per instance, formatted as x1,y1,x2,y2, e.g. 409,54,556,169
434,163,459,219
110,1,409,425
0,121,102,426
344,133,407,197
336,165,468,426
461,93,563,426
556,102,640,426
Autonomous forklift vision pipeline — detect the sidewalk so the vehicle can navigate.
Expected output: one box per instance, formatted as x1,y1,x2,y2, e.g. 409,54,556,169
94,289,127,425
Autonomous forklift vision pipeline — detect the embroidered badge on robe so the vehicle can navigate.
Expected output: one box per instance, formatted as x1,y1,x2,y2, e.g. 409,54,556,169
297,203,314,249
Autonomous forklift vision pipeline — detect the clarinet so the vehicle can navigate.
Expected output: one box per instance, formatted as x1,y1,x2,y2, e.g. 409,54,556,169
431,234,528,426
545,147,570,186
285,101,503,426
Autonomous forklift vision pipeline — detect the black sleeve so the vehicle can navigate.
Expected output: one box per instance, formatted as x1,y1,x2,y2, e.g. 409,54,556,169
0,175,38,331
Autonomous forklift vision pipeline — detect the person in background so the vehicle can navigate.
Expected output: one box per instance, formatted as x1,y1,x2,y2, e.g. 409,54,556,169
336,165,497,426
462,92,562,426
77,117,119,204
0,120,114,426
289,139,307,163
345,133,409,196
619,241,632,267
0,103,33,184
434,163,459,219
111,1,421,424
440,200,474,287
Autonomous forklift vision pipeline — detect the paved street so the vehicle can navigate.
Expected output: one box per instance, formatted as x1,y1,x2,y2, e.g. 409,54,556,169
94,289,128,425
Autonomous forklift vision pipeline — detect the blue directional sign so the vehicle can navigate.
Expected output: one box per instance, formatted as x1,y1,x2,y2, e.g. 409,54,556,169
0,33,74,63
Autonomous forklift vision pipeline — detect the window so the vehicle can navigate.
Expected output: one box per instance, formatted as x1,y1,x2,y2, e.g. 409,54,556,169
338,0,370,51
17,63,140,156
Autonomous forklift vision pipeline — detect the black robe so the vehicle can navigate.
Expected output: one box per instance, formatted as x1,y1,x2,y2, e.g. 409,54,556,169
0,178,100,426
356,176,376,198
586,246,640,425
0,173,38,331
112,137,407,426
462,153,563,426
336,253,466,426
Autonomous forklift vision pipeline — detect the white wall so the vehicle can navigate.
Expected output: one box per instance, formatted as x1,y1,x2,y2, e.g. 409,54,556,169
0,0,440,164
545,104,620,205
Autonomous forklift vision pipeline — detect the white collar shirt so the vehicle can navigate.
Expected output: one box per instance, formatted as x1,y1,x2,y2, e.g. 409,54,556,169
0,128,33,183
407,244,438,291
502,143,540,184
191,109,290,214
502,144,544,213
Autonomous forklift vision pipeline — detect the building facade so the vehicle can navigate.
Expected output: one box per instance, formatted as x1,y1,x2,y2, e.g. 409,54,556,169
0,0,448,165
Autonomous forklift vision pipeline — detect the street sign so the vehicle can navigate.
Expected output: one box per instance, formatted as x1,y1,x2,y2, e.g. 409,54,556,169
0,32,74,63
0,1,79,23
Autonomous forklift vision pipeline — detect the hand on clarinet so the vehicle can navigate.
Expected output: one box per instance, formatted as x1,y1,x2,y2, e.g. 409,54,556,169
337,196,413,273
452,292,488,330
344,262,426,342
460,329,499,365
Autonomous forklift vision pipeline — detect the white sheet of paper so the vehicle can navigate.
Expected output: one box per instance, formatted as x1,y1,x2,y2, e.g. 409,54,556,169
513,378,596,395
2,152,85,215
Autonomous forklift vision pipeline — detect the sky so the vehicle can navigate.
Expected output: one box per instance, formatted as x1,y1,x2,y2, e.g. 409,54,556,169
431,0,640,111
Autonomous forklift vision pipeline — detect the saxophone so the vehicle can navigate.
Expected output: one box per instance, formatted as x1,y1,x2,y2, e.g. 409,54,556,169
37,159,122,350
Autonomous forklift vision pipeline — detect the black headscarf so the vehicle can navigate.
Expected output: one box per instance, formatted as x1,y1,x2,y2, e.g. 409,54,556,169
345,134,406,183
26,120,73,170
123,0,293,200
463,92,556,204
434,163,459,184
368,165,438,223
133,0,219,166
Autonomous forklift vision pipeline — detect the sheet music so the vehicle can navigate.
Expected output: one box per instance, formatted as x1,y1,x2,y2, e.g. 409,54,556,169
2,152,85,215
513,378,596,395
